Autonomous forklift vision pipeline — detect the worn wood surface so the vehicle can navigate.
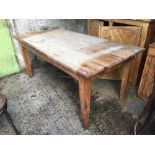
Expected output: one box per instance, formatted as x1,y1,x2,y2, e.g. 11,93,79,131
15,29,144,128
120,58,134,100
87,20,103,37
16,29,144,79
104,19,150,47
138,44,155,99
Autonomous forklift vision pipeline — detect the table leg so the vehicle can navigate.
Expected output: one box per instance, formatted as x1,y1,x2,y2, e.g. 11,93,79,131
21,46,32,78
79,77,91,129
120,59,133,100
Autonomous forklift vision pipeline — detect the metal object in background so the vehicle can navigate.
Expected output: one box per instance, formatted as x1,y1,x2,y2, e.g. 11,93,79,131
0,94,20,135
134,82,155,135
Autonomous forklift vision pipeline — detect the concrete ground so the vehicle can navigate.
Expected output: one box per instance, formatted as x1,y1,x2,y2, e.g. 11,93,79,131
0,63,147,135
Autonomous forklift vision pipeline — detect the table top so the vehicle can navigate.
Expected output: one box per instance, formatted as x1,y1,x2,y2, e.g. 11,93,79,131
16,29,145,78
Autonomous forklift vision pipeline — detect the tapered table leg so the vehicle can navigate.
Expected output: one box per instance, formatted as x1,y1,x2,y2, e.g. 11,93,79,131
21,46,32,78
120,58,133,100
79,77,91,129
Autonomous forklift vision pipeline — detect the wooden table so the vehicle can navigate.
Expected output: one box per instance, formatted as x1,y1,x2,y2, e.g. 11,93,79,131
15,29,144,129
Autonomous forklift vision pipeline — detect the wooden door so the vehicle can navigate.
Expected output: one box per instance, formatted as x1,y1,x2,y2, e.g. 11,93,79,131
0,19,19,78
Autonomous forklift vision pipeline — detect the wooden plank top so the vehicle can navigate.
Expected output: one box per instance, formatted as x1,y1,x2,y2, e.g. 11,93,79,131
16,29,145,78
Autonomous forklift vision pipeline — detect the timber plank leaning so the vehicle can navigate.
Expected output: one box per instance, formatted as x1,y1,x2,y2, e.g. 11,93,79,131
15,28,144,129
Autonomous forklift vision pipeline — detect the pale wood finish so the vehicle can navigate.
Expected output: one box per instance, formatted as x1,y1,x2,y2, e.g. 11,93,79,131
87,20,103,37
99,26,141,46
15,29,144,128
17,29,144,79
105,19,150,47
21,43,80,80
120,58,134,100
138,44,155,99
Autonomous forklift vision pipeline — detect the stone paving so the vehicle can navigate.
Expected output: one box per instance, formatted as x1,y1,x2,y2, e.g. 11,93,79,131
0,64,145,134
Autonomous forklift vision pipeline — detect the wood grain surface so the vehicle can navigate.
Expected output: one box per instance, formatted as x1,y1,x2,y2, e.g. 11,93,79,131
15,29,145,129
16,29,144,79
138,45,155,98
99,25,142,83
99,26,141,46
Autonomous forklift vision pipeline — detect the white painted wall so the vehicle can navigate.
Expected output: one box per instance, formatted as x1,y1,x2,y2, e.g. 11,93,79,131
7,19,87,69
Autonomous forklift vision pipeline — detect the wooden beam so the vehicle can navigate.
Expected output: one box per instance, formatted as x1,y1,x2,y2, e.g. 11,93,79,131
79,77,91,129
120,58,134,100
21,46,32,78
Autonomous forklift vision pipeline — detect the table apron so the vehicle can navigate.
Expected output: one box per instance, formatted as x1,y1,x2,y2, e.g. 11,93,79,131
20,43,134,82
